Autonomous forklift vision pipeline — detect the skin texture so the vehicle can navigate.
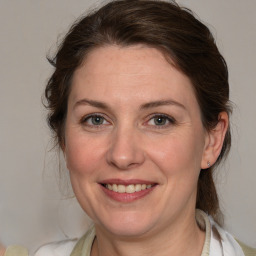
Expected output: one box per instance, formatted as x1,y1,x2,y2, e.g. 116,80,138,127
64,45,228,256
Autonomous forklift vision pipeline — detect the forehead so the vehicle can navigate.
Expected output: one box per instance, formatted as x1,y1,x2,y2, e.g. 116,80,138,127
77,45,176,78
70,45,198,109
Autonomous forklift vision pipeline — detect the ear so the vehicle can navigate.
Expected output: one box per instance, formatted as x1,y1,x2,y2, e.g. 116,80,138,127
201,112,229,169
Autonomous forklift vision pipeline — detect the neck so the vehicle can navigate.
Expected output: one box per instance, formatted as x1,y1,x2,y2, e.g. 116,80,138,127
91,211,205,256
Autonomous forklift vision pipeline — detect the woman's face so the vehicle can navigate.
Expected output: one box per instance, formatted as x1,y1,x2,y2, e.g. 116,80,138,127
64,45,209,237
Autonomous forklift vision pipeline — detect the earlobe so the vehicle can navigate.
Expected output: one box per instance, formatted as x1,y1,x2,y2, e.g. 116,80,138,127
201,112,229,169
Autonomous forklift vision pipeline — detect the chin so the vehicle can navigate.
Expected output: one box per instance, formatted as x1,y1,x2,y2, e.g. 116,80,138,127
95,212,157,238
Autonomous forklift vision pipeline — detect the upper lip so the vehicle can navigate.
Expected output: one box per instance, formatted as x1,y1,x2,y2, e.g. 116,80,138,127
99,179,157,185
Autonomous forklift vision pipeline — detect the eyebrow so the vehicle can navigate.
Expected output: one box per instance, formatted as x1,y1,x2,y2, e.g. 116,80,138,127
73,98,186,111
140,99,186,110
73,99,109,110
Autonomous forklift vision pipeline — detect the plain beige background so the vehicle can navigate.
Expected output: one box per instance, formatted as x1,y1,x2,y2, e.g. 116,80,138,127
0,0,255,252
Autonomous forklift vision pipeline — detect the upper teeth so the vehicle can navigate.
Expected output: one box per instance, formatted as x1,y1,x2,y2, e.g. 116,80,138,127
106,184,152,193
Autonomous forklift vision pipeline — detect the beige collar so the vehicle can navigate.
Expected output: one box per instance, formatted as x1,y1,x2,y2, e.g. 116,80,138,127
196,209,212,256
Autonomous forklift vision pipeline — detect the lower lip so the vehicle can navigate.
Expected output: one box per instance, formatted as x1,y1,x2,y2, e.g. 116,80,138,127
100,185,156,202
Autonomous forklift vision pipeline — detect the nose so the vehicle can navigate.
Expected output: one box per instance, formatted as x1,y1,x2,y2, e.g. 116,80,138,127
106,126,145,170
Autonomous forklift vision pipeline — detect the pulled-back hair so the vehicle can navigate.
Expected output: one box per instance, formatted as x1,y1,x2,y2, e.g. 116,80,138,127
45,0,231,223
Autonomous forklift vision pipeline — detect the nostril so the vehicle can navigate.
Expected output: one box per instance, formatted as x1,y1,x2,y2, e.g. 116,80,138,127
110,161,141,170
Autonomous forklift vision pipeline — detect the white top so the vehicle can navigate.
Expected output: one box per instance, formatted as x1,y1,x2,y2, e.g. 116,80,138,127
34,210,245,256
34,239,77,256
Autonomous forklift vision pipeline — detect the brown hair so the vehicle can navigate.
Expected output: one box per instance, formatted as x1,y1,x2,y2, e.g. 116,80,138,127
45,0,231,223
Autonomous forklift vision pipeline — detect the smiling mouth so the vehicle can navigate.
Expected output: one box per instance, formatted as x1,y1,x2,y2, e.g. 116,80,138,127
101,183,155,193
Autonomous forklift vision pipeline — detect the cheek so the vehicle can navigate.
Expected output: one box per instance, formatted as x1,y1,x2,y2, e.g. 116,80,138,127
65,131,105,177
146,130,205,178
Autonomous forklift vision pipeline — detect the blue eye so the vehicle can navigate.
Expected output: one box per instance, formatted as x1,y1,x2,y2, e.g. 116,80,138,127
153,116,168,125
147,114,175,127
82,115,108,126
90,116,104,125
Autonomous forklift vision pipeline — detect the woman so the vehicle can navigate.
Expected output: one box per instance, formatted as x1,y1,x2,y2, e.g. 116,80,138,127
3,0,256,255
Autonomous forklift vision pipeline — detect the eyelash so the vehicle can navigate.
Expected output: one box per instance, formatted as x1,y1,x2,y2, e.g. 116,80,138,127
80,113,176,129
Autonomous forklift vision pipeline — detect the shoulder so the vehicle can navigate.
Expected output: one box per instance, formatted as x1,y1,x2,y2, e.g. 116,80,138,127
34,226,95,256
209,215,256,256
236,240,256,256
197,210,256,256
34,239,77,256
4,246,28,256
70,226,95,256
